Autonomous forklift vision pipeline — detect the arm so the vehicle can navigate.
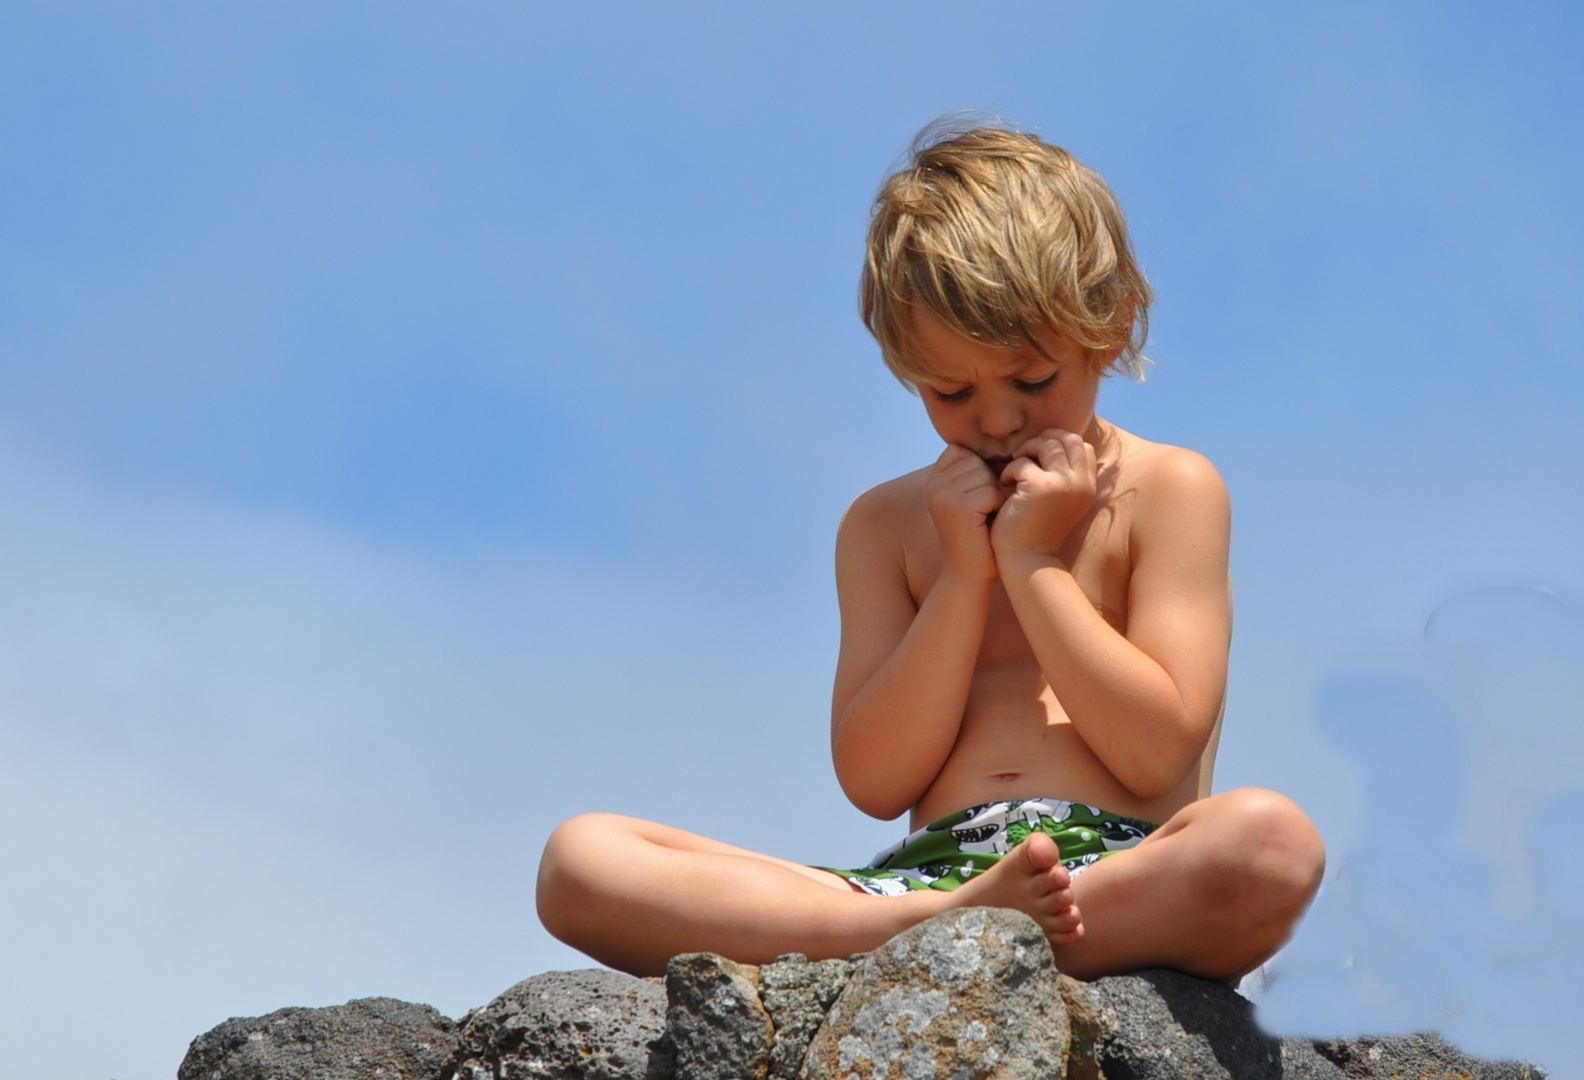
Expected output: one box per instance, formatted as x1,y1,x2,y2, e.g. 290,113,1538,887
830,449,1003,820
993,433,1231,799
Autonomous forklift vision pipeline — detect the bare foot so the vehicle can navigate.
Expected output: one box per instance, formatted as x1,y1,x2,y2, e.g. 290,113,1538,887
951,832,1083,947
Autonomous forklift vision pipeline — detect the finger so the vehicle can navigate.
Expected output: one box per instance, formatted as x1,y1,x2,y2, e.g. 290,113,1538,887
935,443,979,470
947,463,1000,495
963,481,1009,515
1013,431,1073,472
1000,457,1043,487
1011,432,1057,465
931,448,995,489
931,467,1008,513
1043,438,1074,472
1057,431,1088,467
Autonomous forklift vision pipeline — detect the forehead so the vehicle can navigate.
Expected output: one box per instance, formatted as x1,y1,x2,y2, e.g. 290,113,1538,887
906,305,1079,383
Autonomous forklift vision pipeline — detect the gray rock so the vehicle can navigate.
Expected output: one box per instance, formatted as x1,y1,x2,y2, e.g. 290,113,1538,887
759,953,853,1080
446,969,671,1080
665,953,774,1080
1061,967,1339,1080
1277,1038,1360,1080
1311,1032,1548,1079
801,907,1065,1080
178,996,456,1080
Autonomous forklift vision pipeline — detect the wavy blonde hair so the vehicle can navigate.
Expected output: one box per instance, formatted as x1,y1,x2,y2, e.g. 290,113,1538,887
861,118,1152,387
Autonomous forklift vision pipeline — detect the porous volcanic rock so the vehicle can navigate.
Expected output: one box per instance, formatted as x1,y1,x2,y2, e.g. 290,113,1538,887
1062,967,1337,1080
665,953,774,1080
758,954,853,1080
801,907,1065,1080
1312,1032,1547,1079
177,996,456,1080
177,908,1549,1080
445,969,671,1080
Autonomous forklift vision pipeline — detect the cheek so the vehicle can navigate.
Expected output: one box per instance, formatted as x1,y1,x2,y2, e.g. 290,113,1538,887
920,401,962,441
1044,386,1098,427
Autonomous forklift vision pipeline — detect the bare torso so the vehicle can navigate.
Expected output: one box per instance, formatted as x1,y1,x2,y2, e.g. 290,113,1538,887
887,423,1224,829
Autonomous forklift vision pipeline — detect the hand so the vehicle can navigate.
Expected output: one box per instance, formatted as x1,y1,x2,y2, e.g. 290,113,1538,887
924,445,1007,583
990,429,1097,561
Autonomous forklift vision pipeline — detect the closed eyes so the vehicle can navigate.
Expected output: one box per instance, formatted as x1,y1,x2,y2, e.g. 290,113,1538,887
929,370,1058,404
1013,372,1059,394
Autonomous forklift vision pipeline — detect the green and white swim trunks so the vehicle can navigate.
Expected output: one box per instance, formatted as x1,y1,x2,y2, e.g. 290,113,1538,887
823,798,1159,897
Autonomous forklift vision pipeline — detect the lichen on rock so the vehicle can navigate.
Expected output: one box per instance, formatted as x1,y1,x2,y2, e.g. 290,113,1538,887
801,907,1065,1080
760,953,853,1080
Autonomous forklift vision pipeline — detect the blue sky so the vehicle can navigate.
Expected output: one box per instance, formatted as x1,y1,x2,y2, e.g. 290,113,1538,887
1,3,1581,1076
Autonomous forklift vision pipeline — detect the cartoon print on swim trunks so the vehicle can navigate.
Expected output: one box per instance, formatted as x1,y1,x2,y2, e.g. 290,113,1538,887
816,797,1159,896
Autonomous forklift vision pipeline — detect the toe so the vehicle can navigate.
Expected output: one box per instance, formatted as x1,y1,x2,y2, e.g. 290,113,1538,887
1040,886,1074,913
1022,831,1062,871
1048,909,1084,946
1050,925,1084,947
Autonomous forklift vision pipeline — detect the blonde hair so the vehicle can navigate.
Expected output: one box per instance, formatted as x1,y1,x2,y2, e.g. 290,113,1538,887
861,118,1153,387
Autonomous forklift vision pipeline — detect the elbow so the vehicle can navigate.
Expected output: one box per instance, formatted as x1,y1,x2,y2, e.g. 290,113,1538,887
1112,694,1214,799
1116,731,1205,801
833,761,914,822
832,743,914,821
1119,765,1189,802
849,793,913,823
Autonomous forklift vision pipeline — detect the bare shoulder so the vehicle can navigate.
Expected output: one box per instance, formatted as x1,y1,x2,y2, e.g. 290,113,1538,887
1112,428,1230,537
836,466,931,549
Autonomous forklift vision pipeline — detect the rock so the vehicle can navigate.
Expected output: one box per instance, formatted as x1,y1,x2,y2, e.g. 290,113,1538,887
1311,1032,1547,1079
801,907,1066,1080
445,969,671,1080
1277,1039,1360,1080
177,996,456,1080
1062,967,1316,1079
175,925,1549,1080
1062,969,1545,1080
759,953,853,1080
1064,967,1353,1080
665,953,774,1080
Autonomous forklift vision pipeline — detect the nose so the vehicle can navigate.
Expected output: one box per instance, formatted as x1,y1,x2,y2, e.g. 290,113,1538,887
979,394,1025,441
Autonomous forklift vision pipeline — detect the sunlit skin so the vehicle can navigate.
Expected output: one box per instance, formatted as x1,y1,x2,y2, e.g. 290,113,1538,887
535,308,1324,980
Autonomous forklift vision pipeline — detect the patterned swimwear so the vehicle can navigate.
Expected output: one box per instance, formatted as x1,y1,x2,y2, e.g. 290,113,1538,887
820,797,1159,897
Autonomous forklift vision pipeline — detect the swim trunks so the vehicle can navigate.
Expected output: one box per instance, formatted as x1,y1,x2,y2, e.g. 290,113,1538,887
820,797,1159,897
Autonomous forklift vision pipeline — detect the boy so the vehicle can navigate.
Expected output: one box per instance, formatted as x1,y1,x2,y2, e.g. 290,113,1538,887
536,122,1324,982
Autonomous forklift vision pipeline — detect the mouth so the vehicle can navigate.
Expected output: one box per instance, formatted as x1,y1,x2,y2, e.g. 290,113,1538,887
982,455,1014,480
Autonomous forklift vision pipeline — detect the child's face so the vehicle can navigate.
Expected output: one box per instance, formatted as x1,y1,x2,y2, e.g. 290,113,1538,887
908,306,1104,472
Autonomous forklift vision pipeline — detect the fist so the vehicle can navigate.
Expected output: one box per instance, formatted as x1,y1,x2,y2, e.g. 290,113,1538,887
924,445,1007,583
990,429,1097,559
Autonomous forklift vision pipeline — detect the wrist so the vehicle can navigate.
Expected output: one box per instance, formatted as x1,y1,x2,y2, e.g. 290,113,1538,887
995,548,1071,580
935,563,1000,594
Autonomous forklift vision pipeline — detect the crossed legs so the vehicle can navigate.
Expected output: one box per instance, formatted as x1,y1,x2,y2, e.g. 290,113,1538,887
535,787,1324,980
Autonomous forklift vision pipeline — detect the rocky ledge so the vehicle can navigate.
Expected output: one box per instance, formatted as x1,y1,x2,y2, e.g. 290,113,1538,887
178,908,1542,1080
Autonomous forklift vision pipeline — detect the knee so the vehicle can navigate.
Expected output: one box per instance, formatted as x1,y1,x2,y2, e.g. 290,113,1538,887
536,813,617,940
1199,788,1326,916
